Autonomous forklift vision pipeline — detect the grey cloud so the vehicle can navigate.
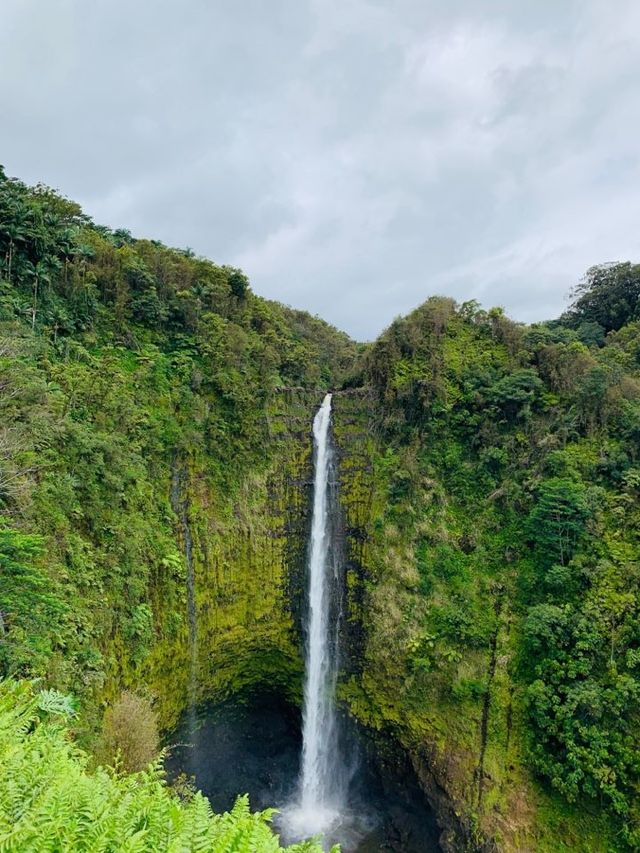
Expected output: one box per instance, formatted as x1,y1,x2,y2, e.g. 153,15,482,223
2,0,639,339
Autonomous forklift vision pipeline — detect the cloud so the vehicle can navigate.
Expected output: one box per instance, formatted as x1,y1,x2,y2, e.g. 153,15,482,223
2,0,639,339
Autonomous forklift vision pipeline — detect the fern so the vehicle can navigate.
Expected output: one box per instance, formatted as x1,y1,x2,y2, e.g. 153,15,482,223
36,688,76,717
0,678,337,852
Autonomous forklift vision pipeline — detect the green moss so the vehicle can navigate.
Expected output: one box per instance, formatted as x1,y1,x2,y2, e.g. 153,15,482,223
331,376,625,852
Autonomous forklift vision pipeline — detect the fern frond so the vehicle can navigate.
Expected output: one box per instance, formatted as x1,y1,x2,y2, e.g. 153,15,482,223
0,678,337,853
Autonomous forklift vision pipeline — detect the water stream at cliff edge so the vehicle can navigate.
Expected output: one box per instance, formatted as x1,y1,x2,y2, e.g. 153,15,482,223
166,394,442,852
281,393,349,844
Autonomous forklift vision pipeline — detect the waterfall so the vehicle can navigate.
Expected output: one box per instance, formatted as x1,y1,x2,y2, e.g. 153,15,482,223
301,392,341,817
283,392,346,841
170,457,198,756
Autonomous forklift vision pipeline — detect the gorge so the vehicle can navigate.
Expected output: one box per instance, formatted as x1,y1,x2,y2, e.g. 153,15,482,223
284,392,347,844
165,391,442,852
1,170,639,851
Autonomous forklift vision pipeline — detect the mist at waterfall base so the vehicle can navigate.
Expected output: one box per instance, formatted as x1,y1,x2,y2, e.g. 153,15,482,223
166,396,442,850
165,696,442,852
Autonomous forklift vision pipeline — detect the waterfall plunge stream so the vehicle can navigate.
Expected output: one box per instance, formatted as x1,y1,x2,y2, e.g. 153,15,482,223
283,392,348,843
166,393,443,852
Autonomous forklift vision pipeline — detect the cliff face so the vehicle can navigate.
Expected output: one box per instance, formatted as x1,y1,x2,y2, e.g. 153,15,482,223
143,383,618,851
0,318,329,737
332,390,486,852
331,389,618,852
137,387,494,849
125,389,324,729
329,302,636,852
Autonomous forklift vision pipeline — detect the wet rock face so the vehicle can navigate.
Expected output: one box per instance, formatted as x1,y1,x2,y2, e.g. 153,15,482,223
409,746,500,853
330,389,378,678
147,390,323,728
166,693,443,853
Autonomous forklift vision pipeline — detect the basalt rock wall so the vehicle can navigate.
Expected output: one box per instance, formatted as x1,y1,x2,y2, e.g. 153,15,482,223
139,389,324,728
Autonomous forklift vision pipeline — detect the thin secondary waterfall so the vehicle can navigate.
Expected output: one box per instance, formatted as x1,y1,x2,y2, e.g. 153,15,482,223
283,392,346,841
170,458,198,752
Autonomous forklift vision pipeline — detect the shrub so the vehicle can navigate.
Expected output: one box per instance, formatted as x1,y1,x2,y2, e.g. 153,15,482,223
99,690,160,772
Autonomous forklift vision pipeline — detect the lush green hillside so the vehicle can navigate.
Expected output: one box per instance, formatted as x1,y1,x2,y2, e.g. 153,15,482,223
0,168,354,714
1,166,639,851
333,289,640,849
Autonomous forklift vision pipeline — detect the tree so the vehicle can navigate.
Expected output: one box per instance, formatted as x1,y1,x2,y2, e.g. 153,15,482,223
527,478,589,568
485,368,543,421
226,267,250,300
99,691,159,772
131,285,168,327
565,262,640,333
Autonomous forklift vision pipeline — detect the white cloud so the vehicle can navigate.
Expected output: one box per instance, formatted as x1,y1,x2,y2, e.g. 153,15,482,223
2,0,639,339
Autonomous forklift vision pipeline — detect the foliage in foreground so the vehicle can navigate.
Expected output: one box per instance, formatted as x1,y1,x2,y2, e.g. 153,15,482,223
0,679,334,852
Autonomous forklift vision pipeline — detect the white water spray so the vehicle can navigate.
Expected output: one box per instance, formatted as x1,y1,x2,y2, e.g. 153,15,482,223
284,392,345,841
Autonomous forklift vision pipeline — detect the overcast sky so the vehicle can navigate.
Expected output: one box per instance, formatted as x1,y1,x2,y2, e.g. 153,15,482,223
3,1,640,339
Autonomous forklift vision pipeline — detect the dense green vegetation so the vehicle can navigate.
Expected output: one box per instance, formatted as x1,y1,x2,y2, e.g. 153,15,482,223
1,166,639,850
0,679,331,852
341,282,640,848
0,167,353,697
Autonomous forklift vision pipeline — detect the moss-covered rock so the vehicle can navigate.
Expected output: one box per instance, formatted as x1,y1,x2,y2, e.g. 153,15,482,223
330,320,629,852
145,390,323,727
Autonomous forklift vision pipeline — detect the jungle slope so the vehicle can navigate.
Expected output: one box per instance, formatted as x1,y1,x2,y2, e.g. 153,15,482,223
2,166,640,852
0,167,357,740
333,280,640,850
